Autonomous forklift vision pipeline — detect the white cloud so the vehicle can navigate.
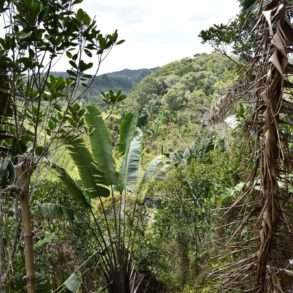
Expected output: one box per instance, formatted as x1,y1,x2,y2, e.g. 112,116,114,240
80,0,240,73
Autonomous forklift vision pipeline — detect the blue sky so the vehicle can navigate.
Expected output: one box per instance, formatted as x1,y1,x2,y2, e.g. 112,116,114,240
82,0,240,74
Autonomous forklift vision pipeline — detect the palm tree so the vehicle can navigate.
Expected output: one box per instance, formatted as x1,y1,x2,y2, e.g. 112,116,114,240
208,1,293,292
53,106,144,293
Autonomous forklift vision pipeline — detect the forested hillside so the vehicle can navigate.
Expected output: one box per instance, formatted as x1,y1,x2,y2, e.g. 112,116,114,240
94,68,157,94
123,53,235,155
1,1,292,293
54,67,156,101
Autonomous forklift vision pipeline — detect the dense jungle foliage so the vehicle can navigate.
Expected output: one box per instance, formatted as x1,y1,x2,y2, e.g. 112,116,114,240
0,0,292,292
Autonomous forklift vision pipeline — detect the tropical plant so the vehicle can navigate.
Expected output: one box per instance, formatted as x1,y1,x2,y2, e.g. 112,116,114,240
205,1,293,292
0,1,123,291
53,105,146,293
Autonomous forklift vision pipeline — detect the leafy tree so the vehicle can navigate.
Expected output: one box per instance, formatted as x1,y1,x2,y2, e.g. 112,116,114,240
199,0,257,61
200,1,293,292
136,129,248,292
0,1,123,292
124,54,234,158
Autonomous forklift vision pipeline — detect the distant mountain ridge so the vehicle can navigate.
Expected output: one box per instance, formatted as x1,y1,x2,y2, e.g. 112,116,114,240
90,68,158,95
54,67,158,100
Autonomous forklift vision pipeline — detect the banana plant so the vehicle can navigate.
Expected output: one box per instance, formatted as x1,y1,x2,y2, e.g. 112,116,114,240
53,105,143,293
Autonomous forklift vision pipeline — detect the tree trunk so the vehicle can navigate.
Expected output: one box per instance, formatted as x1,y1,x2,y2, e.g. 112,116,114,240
177,233,190,288
16,162,35,293
255,3,289,291
257,90,280,291
109,269,130,293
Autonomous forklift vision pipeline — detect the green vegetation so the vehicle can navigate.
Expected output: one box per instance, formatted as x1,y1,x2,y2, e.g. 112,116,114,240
124,53,236,156
54,68,156,103
0,0,292,293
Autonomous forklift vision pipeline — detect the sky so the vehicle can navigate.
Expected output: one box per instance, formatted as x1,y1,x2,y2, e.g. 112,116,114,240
80,0,240,74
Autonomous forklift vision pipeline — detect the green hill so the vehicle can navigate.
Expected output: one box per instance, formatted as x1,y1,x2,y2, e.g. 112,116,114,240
87,68,158,97
123,53,236,155
54,67,157,101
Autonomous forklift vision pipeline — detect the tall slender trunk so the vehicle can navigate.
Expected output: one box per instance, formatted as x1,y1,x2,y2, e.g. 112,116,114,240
177,233,189,288
16,162,35,293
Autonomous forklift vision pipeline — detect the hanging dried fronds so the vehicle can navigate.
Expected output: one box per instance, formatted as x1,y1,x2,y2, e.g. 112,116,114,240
211,1,293,292
209,79,254,123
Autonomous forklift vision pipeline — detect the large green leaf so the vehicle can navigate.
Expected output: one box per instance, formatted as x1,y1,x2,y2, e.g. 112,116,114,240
85,106,117,185
64,272,82,293
119,128,143,190
137,155,170,196
62,250,101,292
52,164,92,207
139,155,166,186
59,137,110,198
35,232,58,250
36,202,75,221
118,113,137,155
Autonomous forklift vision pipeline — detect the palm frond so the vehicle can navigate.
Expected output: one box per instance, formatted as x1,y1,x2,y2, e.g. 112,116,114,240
35,202,75,221
118,113,137,155
137,155,169,198
63,272,82,293
85,105,117,186
139,155,167,186
63,135,110,197
119,128,143,190
52,164,91,207
209,79,254,123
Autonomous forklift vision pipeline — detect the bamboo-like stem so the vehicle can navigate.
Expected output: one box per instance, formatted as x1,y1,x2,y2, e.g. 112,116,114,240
15,162,35,293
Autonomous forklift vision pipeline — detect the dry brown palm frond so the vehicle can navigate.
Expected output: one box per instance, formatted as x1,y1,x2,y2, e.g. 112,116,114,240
209,79,256,123
209,1,293,292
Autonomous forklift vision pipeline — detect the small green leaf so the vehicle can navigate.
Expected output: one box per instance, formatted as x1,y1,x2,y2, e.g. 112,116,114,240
116,39,125,45
111,30,118,43
64,272,82,293
17,30,33,40
76,8,91,25
66,51,72,58
79,60,93,71
69,60,77,69
98,34,107,50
